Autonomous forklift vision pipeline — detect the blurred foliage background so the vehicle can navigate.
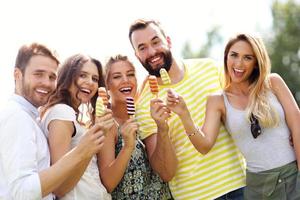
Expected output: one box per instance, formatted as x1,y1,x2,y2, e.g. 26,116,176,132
181,0,300,106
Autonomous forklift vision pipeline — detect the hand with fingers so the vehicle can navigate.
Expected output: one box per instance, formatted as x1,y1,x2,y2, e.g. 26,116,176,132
120,118,138,151
166,89,189,117
77,123,106,159
150,98,171,132
95,109,115,136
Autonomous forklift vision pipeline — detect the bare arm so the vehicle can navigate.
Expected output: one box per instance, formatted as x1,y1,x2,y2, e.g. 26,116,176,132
0,111,104,199
167,89,223,154
47,119,92,197
98,118,137,192
270,73,300,170
39,123,105,197
146,98,178,181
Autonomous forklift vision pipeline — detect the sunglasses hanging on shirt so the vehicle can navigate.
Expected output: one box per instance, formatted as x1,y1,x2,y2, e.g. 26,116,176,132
250,114,262,139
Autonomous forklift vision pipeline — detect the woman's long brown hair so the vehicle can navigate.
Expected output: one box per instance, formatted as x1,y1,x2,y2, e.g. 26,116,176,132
41,54,105,125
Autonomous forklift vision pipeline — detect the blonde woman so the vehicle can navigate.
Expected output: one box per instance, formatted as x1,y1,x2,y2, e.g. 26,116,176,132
167,33,300,199
98,55,172,199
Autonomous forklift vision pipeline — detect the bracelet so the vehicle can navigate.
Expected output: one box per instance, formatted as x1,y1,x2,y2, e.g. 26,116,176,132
187,126,200,137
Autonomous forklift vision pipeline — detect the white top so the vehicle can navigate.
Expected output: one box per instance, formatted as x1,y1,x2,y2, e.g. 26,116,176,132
223,92,296,172
0,94,53,200
41,104,111,200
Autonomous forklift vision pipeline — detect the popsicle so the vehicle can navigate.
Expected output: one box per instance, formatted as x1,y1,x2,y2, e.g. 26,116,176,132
159,68,171,85
148,75,159,97
95,96,105,117
98,87,109,107
125,96,144,148
126,97,135,117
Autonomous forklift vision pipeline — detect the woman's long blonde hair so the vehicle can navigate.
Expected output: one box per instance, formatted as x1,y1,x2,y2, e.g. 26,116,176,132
223,33,279,127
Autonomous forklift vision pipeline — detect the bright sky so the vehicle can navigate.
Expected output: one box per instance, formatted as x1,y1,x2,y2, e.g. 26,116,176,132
0,0,273,108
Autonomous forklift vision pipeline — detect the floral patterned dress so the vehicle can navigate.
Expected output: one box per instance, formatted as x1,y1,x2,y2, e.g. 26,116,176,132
111,127,173,200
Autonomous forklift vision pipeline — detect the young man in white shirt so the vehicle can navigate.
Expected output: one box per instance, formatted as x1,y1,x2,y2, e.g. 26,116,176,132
0,43,106,200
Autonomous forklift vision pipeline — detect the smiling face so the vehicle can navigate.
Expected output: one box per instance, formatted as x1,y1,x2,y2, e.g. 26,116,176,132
69,60,100,107
106,60,137,104
131,23,173,77
15,55,58,107
226,40,257,85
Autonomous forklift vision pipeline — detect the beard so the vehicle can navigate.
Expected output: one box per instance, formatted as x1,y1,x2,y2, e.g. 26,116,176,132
140,50,173,77
21,78,50,107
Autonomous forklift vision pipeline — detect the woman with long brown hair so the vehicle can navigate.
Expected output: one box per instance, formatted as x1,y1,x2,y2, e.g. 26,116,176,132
40,54,113,199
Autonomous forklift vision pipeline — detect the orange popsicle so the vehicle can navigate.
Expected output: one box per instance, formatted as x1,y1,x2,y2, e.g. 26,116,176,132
98,87,109,107
148,75,159,97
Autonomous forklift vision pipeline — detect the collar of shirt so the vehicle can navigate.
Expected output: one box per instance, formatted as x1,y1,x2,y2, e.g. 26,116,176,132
10,94,39,120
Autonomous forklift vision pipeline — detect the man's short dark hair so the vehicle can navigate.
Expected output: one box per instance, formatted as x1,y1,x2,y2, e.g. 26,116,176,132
128,19,166,46
15,43,60,73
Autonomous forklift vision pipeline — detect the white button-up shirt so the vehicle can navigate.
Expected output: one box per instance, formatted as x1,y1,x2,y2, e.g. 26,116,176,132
0,94,53,200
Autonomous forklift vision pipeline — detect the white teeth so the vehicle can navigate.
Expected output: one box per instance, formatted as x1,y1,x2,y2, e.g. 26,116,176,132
150,56,160,63
234,68,244,73
36,89,48,94
81,88,91,94
120,87,132,92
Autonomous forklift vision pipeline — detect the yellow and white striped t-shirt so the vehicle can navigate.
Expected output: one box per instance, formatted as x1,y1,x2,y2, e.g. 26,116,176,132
136,58,246,200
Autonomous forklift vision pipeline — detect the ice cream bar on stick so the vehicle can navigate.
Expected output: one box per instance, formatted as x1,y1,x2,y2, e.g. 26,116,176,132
125,96,145,148
126,97,135,117
98,87,109,107
159,68,171,85
148,75,159,98
95,96,105,117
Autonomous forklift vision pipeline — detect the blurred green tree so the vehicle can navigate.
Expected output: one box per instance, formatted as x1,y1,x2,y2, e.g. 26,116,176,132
181,0,300,105
268,0,300,105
